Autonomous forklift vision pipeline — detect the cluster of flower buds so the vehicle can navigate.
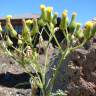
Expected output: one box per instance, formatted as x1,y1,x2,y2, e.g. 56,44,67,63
59,9,96,44
22,18,39,44
0,5,95,48
38,4,58,26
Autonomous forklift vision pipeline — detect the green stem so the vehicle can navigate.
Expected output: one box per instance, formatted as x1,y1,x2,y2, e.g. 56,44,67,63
71,39,86,51
52,33,62,50
42,32,53,96
48,48,70,94
47,23,62,50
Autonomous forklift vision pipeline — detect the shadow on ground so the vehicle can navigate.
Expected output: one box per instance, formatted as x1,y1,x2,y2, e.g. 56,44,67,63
0,72,31,89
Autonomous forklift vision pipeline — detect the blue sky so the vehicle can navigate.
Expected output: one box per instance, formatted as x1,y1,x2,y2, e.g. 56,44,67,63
0,0,96,25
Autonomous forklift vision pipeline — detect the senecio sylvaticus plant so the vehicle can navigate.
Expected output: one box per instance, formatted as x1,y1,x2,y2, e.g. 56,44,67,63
0,4,96,96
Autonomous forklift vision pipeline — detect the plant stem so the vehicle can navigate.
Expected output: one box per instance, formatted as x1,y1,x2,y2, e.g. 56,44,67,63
48,48,70,94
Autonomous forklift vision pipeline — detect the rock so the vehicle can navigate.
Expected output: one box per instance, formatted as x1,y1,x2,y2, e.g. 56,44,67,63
47,45,96,96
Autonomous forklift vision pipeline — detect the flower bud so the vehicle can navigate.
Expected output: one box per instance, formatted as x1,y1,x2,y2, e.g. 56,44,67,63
84,21,93,39
6,36,13,46
76,23,81,28
85,21,93,29
18,39,22,46
40,5,46,11
69,12,77,33
5,17,17,38
46,7,53,22
11,29,17,38
52,12,58,25
9,24,17,37
47,7,53,13
22,19,32,43
40,4,47,21
60,10,68,30
31,19,39,36
26,19,33,30
75,23,84,38
62,10,68,17
22,19,30,40
7,23,17,38
26,19,33,25
6,15,12,20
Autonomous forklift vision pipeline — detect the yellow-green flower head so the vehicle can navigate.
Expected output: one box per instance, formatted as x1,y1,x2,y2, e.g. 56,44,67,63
62,11,67,17
72,12,77,16
40,4,46,11
26,19,33,24
47,7,53,13
85,21,93,29
62,9,68,17
6,15,12,19
77,23,81,27
54,12,58,17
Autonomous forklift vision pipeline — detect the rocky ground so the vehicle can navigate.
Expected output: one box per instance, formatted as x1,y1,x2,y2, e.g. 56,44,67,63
0,39,96,96
52,41,96,96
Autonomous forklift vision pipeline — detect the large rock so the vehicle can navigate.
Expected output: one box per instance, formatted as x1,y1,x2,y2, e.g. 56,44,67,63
47,42,96,96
